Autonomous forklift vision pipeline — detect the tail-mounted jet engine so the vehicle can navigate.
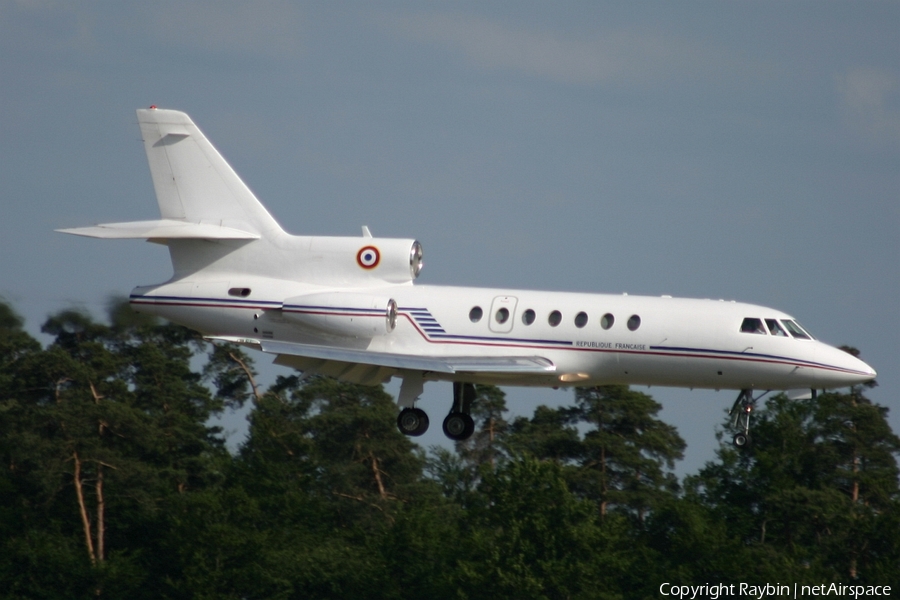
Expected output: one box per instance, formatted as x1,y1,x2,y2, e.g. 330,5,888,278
282,292,399,338
287,238,423,286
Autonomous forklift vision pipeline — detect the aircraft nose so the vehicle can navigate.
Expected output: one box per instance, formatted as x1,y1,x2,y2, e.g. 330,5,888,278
824,344,876,385
859,358,877,380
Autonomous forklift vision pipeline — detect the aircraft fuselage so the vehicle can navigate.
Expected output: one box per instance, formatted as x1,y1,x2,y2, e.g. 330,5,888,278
130,277,874,392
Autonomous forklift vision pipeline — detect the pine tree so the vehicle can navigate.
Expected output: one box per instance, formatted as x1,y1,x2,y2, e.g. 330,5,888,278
569,385,685,520
505,404,582,464
457,456,627,600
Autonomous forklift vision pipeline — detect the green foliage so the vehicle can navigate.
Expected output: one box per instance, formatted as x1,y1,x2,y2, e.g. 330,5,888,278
431,385,513,500
506,403,582,463
505,385,686,522
455,384,510,468
457,456,636,600
689,386,900,581
0,301,230,596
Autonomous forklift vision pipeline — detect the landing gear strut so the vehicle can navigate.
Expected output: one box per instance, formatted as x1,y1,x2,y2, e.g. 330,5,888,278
729,389,767,448
443,382,476,441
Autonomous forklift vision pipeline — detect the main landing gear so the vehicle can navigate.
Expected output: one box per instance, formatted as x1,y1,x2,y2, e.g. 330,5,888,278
396,374,429,437
395,380,476,441
443,382,476,441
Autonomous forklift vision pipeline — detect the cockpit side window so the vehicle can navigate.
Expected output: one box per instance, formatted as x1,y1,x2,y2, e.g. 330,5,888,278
740,317,766,334
781,319,812,340
765,319,788,337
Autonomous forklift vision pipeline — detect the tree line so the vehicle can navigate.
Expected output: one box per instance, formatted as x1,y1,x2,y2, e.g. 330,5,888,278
1,300,897,598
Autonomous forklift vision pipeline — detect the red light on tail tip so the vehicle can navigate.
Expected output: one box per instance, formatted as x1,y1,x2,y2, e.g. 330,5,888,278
149,105,157,109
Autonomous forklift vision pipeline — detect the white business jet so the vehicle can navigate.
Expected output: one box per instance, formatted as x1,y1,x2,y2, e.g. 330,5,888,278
59,108,876,447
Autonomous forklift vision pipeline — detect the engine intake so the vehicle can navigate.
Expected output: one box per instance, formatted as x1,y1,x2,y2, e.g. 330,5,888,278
282,292,398,338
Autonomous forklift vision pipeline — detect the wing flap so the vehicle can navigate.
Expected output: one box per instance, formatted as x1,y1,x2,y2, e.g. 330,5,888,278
262,339,456,373
208,337,556,375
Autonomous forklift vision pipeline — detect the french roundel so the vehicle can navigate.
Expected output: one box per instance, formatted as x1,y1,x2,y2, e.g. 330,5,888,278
356,246,381,269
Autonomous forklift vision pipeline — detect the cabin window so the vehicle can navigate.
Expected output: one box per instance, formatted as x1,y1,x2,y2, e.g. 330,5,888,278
495,307,510,324
600,313,615,330
228,287,251,297
548,310,562,327
627,315,641,331
740,318,766,334
522,309,536,325
781,319,811,340
574,311,588,328
766,319,788,337
469,306,483,323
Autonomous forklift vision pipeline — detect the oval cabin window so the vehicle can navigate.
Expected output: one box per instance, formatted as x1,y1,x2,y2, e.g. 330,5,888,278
574,312,588,328
627,315,641,331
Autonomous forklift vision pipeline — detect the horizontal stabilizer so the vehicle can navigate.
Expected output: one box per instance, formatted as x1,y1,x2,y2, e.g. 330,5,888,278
57,219,260,240
207,337,556,375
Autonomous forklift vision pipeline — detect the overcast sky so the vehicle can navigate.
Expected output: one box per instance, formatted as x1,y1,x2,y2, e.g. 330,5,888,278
1,1,897,475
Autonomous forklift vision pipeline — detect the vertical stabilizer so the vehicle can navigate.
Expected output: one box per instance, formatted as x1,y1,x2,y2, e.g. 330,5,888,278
137,108,283,236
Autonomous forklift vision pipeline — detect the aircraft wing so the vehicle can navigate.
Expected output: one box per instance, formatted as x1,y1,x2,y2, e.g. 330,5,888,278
208,337,556,378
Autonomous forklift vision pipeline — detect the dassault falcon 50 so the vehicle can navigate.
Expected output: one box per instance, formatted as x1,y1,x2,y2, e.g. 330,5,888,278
59,107,877,447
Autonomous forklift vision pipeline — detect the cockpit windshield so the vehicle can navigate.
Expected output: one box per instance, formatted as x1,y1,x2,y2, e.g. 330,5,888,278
740,317,815,340
740,318,766,334
766,319,788,336
781,319,813,340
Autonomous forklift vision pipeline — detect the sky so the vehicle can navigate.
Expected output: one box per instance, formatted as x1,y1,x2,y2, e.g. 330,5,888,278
1,1,897,476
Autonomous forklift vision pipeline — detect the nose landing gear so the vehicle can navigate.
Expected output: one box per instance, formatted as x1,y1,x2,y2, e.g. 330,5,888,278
729,389,765,448
728,388,819,448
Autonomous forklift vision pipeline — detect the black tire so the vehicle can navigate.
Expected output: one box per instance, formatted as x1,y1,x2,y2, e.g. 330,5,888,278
442,412,475,441
732,432,751,448
397,408,429,436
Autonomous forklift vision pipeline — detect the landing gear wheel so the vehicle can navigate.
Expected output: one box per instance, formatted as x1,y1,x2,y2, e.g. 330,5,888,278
397,408,429,437
443,412,475,441
732,432,751,448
